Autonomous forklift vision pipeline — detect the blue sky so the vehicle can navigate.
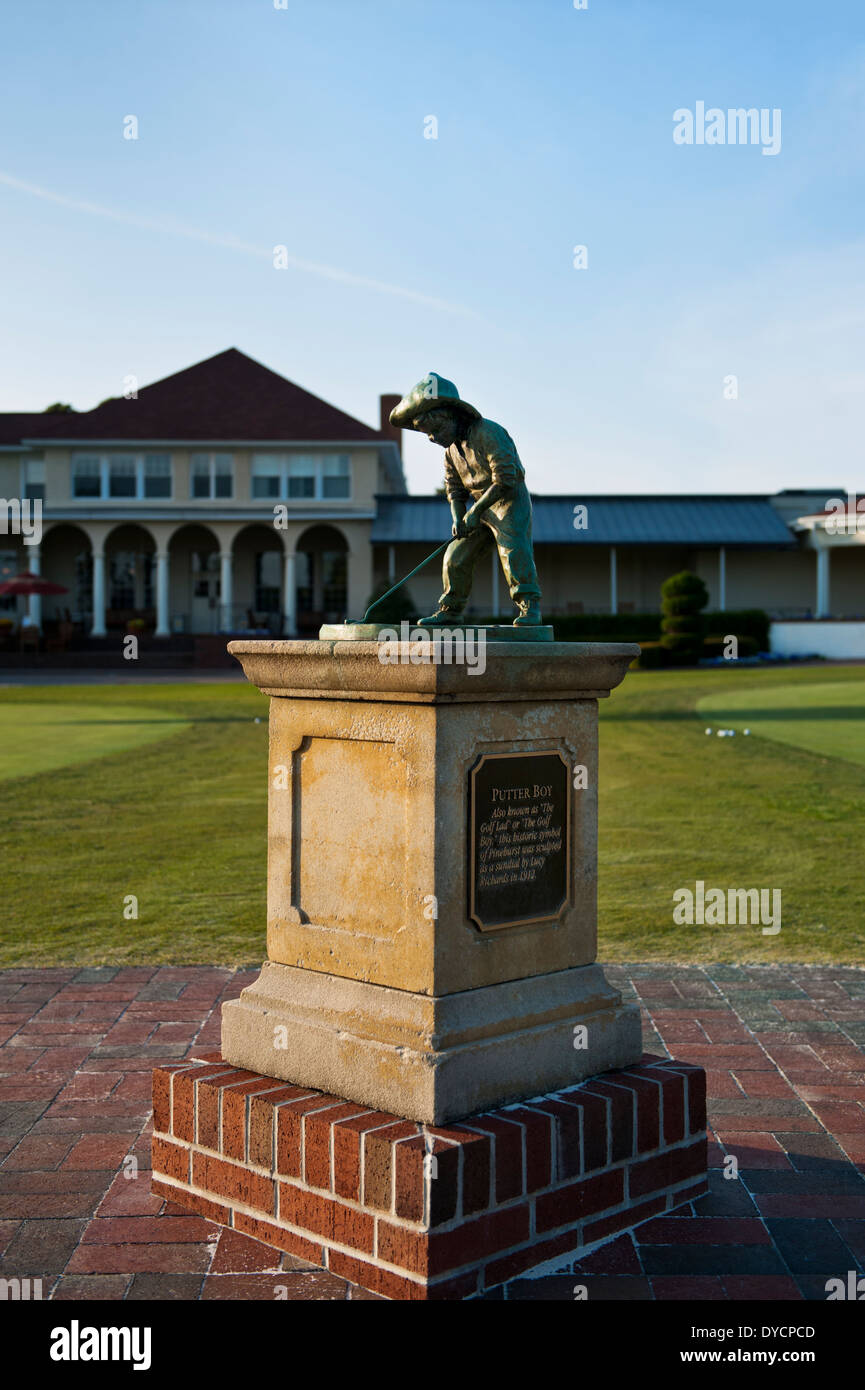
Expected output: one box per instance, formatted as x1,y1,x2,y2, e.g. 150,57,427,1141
1,0,863,496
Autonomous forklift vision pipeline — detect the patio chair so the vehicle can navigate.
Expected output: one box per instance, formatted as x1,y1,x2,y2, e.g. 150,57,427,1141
45,621,75,653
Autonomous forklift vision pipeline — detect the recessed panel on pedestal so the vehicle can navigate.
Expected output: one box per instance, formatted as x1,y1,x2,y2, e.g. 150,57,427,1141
292,735,407,934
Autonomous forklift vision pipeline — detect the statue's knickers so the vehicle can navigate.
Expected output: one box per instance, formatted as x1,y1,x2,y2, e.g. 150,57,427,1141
438,481,541,612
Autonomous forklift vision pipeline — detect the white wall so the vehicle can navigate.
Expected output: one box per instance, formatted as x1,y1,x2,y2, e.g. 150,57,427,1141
770,620,865,659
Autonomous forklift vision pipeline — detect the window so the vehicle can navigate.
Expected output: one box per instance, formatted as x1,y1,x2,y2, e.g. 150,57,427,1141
214,456,232,498
255,551,282,613
322,455,350,499
109,457,137,498
191,550,219,599
191,453,233,499
72,453,173,500
144,454,171,499
109,552,136,608
73,457,101,498
22,458,46,502
251,456,282,500
296,551,313,613
191,457,211,499
109,552,153,609
288,456,316,499
250,453,352,501
0,551,16,611
74,550,93,619
322,550,348,613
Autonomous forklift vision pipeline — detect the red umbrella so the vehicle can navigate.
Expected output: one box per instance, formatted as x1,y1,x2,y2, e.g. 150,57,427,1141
0,571,68,596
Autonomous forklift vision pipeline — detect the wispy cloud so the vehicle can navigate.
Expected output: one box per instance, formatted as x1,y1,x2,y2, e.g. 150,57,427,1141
0,170,472,316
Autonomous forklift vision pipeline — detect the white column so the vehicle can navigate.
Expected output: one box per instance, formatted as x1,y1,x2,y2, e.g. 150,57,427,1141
219,550,233,630
610,546,618,615
155,551,170,637
283,551,296,636
388,545,396,584
719,546,727,610
816,546,831,618
491,546,500,617
29,546,42,628
91,550,107,637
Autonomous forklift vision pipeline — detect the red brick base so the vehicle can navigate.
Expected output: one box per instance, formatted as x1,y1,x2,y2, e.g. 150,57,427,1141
151,1053,707,1300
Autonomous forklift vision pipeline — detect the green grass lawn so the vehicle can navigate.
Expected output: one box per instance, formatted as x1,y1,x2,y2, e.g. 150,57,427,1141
0,665,863,967
600,664,865,965
696,679,865,766
0,702,191,782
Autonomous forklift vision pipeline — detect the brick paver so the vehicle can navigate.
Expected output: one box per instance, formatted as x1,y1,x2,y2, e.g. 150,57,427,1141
0,963,863,1300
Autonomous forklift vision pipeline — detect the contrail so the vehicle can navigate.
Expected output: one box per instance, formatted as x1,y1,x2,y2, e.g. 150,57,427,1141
0,170,473,316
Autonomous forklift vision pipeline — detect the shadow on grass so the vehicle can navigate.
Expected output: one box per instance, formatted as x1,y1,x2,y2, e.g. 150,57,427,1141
606,706,865,723
42,717,255,726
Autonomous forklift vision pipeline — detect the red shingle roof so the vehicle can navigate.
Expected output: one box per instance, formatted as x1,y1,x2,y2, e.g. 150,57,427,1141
9,349,386,445
0,413,52,446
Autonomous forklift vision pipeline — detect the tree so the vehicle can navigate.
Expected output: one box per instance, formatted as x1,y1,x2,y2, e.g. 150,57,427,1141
43,402,76,413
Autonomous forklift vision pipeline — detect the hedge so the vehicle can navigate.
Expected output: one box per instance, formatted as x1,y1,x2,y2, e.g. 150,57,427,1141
639,633,762,668
549,608,770,647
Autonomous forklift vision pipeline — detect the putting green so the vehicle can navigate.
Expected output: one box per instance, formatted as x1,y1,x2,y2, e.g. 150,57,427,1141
0,702,190,782
697,680,865,766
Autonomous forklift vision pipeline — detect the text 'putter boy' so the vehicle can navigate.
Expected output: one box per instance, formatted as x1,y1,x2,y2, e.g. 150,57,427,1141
390,373,543,627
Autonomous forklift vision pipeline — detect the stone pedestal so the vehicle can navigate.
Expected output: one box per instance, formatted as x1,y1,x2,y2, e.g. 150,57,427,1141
220,639,643,1124
152,635,709,1297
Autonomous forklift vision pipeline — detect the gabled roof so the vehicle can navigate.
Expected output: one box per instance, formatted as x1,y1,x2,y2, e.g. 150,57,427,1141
371,495,797,548
16,349,387,445
0,414,50,447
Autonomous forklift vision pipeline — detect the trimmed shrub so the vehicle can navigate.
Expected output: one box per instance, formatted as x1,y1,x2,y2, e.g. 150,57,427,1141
661,571,710,601
660,571,709,664
660,613,703,635
662,594,704,617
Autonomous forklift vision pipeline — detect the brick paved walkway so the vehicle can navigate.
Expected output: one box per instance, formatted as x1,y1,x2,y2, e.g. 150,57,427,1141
1,964,863,1301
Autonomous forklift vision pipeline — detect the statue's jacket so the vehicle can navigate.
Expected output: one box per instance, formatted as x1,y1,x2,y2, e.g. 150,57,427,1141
443,417,533,542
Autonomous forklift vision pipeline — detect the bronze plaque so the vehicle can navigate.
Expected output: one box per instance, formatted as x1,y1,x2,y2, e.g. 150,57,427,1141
468,750,570,931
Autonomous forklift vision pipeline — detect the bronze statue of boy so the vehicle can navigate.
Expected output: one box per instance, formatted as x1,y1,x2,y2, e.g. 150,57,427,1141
389,373,543,627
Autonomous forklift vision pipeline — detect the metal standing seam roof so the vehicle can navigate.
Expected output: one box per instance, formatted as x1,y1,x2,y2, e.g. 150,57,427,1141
370,495,797,548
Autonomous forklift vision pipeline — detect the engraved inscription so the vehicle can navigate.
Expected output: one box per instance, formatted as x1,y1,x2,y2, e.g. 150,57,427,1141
468,751,570,931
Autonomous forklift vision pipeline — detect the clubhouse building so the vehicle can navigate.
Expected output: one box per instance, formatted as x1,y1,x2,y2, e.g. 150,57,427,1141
0,349,861,648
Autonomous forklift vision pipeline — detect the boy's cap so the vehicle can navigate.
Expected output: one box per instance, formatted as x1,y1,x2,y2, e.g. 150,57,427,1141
389,373,481,430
